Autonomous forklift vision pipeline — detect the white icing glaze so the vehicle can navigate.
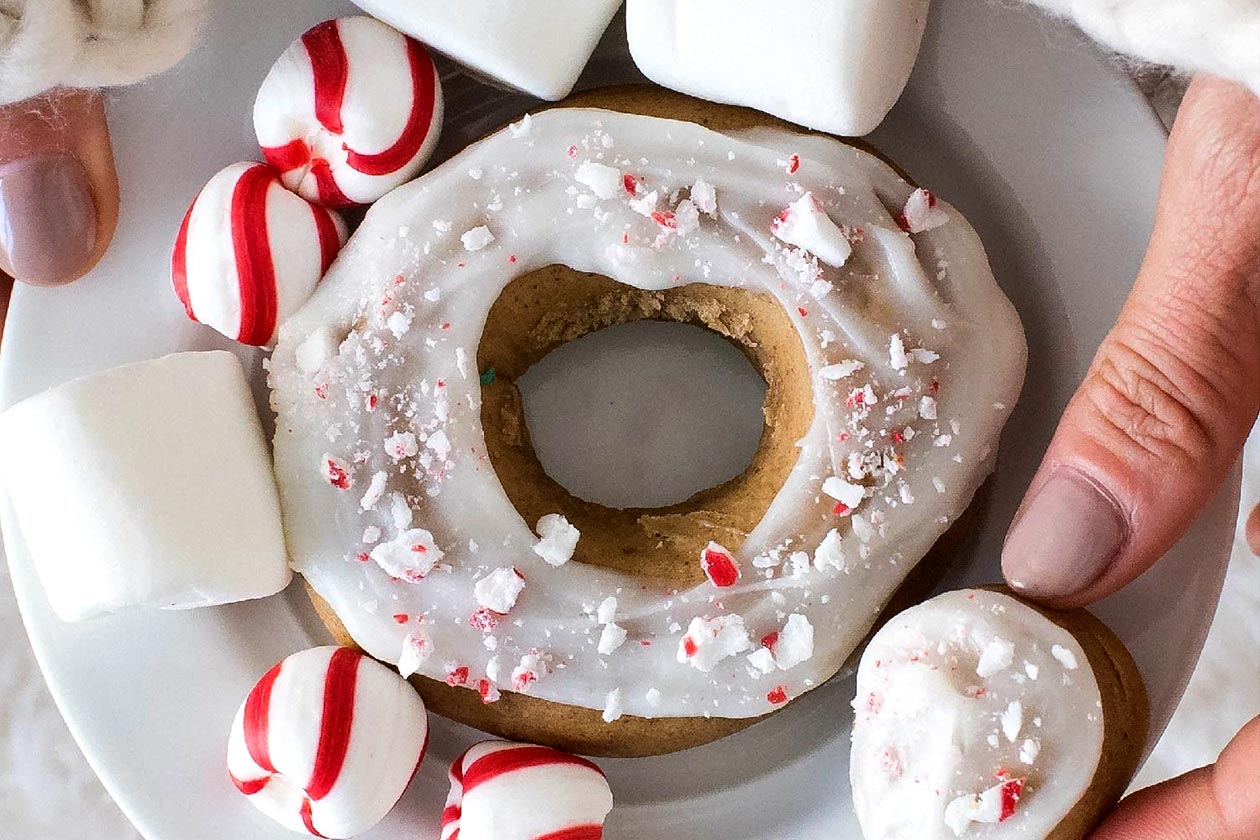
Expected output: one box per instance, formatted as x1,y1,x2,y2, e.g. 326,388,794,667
851,589,1104,839
270,108,1026,719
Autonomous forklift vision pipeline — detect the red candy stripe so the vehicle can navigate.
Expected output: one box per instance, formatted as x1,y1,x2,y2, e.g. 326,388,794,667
460,746,605,794
305,647,361,801
311,203,341,273
300,797,328,839
302,20,349,135
229,165,281,346
170,201,196,321
345,38,437,176
536,828,604,840
243,660,283,774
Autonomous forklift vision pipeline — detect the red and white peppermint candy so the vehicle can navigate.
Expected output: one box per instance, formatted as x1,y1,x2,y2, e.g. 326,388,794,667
227,646,429,839
254,16,444,207
172,162,346,347
440,741,613,840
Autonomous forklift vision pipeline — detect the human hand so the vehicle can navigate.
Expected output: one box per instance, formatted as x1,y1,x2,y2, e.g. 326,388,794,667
1001,74,1260,838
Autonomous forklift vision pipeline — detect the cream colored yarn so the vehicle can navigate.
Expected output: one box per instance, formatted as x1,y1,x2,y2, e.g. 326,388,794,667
0,0,206,105
1021,0,1260,94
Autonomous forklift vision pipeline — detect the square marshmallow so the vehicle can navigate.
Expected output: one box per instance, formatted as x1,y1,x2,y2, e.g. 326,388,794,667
0,352,291,622
350,0,623,100
627,0,931,136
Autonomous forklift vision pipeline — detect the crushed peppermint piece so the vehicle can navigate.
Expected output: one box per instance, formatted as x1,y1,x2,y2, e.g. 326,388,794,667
1020,738,1041,764
766,685,789,705
597,623,627,656
533,513,580,566
673,199,700,235
890,333,909,371
602,688,624,722
771,192,852,267
385,431,418,461
510,652,545,692
508,113,532,137
645,687,661,706
425,429,451,461
774,614,814,670
596,596,618,625
369,528,443,582
976,638,1016,677
461,226,495,251
628,189,659,216
823,476,865,510
820,360,865,380
322,454,352,490
919,396,938,420
851,514,875,543
700,542,741,587
813,528,846,571
691,178,717,215
1001,700,1023,742
1051,644,1079,670
386,310,412,338
398,629,431,678
944,778,1024,835
295,328,338,373
574,160,622,199
359,471,387,510
474,567,526,614
746,647,776,675
900,188,950,233
677,614,751,671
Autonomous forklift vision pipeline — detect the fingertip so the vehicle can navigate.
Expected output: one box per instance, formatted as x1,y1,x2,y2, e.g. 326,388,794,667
0,88,119,286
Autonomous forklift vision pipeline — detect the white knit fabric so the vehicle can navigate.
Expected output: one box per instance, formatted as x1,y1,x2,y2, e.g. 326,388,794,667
1021,0,1260,94
0,0,206,105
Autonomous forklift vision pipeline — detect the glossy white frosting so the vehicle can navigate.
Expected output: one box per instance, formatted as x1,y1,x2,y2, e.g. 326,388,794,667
851,589,1104,839
270,108,1026,719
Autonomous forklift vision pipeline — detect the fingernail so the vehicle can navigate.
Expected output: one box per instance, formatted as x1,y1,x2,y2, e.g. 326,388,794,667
0,153,97,287
1002,469,1127,599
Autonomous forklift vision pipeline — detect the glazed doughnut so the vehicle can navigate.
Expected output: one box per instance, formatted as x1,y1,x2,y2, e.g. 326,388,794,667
850,588,1148,840
226,646,429,838
440,741,613,840
270,87,1026,756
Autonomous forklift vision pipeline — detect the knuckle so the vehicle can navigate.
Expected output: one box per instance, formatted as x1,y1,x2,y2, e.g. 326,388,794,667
1082,334,1216,467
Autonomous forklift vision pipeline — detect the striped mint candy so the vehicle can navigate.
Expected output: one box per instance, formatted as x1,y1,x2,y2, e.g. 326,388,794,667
441,741,614,840
227,647,429,839
254,16,444,208
171,162,346,348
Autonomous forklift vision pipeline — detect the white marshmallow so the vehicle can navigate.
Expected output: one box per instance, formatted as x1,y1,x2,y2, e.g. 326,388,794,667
348,0,622,100
0,352,290,622
254,16,444,207
172,162,347,347
440,740,613,840
627,0,932,136
227,646,429,839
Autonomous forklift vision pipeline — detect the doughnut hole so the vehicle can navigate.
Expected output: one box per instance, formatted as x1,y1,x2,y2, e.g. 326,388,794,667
478,267,813,588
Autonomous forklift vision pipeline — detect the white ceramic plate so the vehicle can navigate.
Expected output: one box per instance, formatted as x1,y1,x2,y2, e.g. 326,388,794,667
0,2,1240,838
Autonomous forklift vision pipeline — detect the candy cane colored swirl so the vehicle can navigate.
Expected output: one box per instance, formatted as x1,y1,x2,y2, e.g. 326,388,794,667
270,107,1026,720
